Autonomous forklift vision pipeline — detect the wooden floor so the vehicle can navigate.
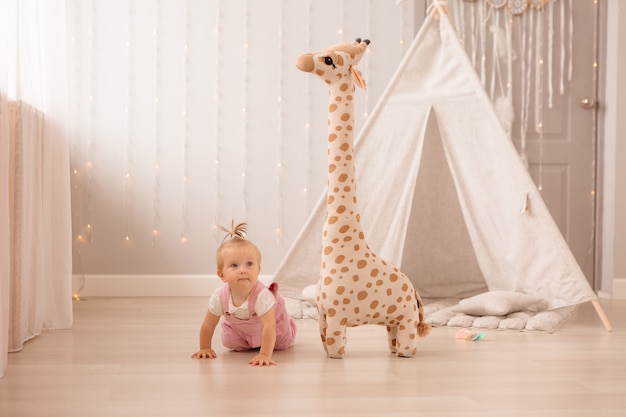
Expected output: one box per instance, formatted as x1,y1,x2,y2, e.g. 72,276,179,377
1,297,625,417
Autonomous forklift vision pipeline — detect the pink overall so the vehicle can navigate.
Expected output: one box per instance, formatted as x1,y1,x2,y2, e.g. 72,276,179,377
220,281,297,351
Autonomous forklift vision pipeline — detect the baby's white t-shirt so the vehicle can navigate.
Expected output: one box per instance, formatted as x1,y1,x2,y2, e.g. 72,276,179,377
208,286,276,320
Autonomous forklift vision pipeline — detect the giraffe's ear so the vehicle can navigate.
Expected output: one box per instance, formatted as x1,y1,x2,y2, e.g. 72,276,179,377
351,66,367,90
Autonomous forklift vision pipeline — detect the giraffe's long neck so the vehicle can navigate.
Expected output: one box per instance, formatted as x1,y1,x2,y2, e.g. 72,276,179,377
322,84,364,249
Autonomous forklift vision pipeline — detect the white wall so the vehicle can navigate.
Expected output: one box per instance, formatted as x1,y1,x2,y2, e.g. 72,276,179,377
69,0,418,295
600,0,626,299
70,0,625,298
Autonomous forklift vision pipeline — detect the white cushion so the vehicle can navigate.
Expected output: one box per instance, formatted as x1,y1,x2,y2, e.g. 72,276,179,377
454,291,542,316
301,284,317,305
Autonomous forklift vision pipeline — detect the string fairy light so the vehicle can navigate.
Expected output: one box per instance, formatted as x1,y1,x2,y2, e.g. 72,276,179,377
69,0,83,243
457,0,466,45
123,0,133,242
275,0,285,245
152,0,162,246
469,1,477,67
398,0,408,57
73,0,99,300
68,0,83,300
363,0,372,121
559,0,565,95
338,0,345,39
478,0,487,85
547,0,554,108
589,0,599,257
516,10,530,166
567,0,573,84
84,0,96,245
488,8,499,98
534,3,544,191
180,0,191,244
241,0,250,221
303,0,313,214
213,0,222,237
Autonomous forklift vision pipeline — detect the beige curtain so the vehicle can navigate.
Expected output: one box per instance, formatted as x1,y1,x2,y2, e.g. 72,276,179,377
0,0,72,378
0,97,10,378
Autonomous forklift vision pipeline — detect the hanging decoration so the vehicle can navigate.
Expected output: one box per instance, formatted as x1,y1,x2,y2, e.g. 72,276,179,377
486,0,507,8
455,0,598,261
507,0,529,15
453,0,574,177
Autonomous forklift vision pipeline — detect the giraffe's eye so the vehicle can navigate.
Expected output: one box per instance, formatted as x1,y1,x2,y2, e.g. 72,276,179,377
324,56,335,68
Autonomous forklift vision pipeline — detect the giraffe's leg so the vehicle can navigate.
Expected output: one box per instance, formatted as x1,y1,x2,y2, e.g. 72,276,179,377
324,316,347,359
386,325,398,354
317,307,329,355
395,320,418,358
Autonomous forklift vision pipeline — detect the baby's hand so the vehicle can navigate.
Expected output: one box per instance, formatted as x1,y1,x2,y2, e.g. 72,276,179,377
249,354,276,366
191,348,217,359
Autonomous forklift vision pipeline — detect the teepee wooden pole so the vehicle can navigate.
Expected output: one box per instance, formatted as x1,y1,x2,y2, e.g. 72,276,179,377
591,299,613,332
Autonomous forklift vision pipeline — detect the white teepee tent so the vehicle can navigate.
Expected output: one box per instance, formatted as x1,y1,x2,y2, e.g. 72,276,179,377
274,3,610,331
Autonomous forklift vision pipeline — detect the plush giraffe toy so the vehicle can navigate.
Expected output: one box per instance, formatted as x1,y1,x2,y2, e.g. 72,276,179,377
295,38,431,358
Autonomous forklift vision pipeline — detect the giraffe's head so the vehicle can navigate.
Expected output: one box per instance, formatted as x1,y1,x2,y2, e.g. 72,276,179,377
295,38,369,90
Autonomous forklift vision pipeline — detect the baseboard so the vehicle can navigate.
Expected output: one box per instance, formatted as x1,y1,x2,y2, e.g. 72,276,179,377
71,274,274,297
612,278,626,300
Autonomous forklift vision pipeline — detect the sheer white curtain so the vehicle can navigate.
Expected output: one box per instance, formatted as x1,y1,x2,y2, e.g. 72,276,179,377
0,0,72,378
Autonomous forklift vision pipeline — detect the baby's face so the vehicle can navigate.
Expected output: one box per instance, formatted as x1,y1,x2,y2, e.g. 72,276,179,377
218,244,261,290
